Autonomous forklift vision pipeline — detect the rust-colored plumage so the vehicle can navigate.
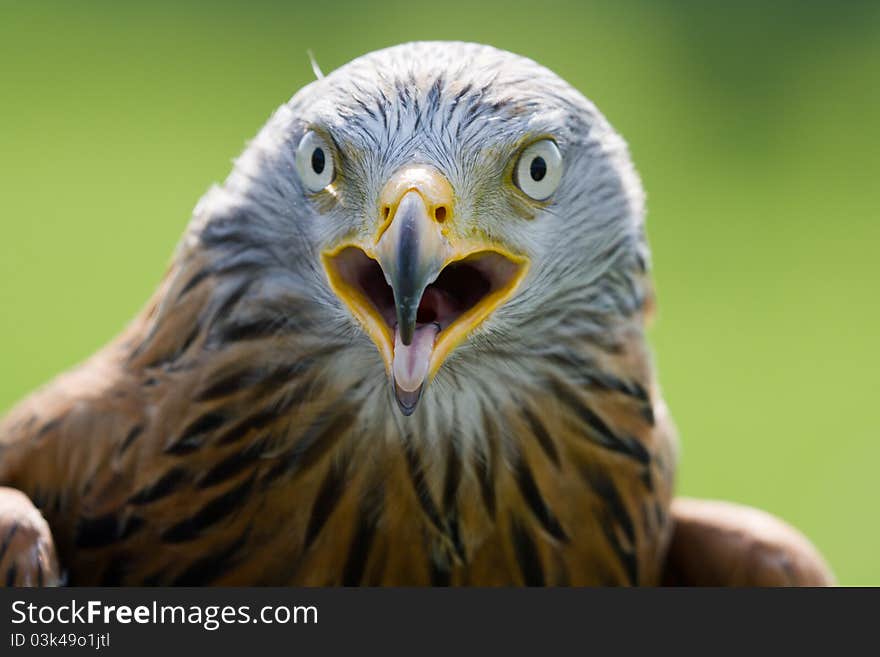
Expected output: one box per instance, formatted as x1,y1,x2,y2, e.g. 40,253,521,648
0,256,671,585
0,42,832,586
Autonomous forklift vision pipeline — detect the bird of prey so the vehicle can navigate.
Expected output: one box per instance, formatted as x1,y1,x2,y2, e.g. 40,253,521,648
0,42,832,586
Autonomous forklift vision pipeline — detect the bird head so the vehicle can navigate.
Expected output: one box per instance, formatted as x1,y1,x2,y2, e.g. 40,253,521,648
196,42,649,424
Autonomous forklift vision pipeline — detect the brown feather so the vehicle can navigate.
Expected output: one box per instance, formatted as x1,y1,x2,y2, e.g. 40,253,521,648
0,250,674,584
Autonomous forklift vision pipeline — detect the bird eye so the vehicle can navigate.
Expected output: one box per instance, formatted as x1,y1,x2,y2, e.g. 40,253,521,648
295,130,335,192
513,139,563,201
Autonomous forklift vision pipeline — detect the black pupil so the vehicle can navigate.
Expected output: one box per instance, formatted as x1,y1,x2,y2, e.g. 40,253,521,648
311,147,325,174
529,156,547,182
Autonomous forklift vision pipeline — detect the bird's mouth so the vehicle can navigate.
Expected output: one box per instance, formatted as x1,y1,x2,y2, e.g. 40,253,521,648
323,245,526,415
321,164,528,415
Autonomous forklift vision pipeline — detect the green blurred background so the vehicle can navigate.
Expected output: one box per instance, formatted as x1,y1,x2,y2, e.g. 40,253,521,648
1,1,878,584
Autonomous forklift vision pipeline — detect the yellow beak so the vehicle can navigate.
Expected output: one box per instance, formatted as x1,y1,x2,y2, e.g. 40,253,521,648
322,165,528,415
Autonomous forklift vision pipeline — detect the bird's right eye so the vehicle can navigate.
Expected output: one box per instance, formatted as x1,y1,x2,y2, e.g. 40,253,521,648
295,131,335,192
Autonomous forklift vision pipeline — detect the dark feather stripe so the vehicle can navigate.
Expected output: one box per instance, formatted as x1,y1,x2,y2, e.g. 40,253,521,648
441,443,465,560
578,461,639,584
161,476,255,543
196,359,315,402
274,407,355,479
196,368,278,403
640,467,654,492
178,324,201,356
577,461,636,548
342,515,376,586
512,455,568,542
546,351,651,404
143,323,202,370
653,501,667,532
75,513,144,549
198,209,260,248
427,75,444,113
211,277,254,321
212,314,312,345
588,372,648,403
429,557,452,586
215,404,291,447
548,378,650,464
129,467,190,505
585,366,655,427
521,406,560,467
0,522,19,563
37,418,61,438
341,483,383,586
401,437,444,533
211,365,334,446
510,517,544,586
476,412,499,520
442,444,461,513
177,253,270,308
164,412,226,455
198,435,272,489
431,437,462,582
640,404,656,426
304,454,350,548
118,424,144,455
170,533,249,585
178,269,211,298
599,518,638,585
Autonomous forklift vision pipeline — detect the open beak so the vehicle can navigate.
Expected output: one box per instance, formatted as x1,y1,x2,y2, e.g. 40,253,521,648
321,165,528,416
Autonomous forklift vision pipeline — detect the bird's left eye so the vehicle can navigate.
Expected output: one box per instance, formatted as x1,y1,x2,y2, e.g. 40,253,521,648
513,139,563,201
295,130,335,192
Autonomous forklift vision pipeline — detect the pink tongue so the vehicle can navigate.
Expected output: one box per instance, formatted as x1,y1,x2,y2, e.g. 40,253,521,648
393,323,440,392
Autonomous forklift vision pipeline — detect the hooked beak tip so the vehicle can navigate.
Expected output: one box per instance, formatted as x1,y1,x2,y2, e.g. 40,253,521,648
393,380,423,416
